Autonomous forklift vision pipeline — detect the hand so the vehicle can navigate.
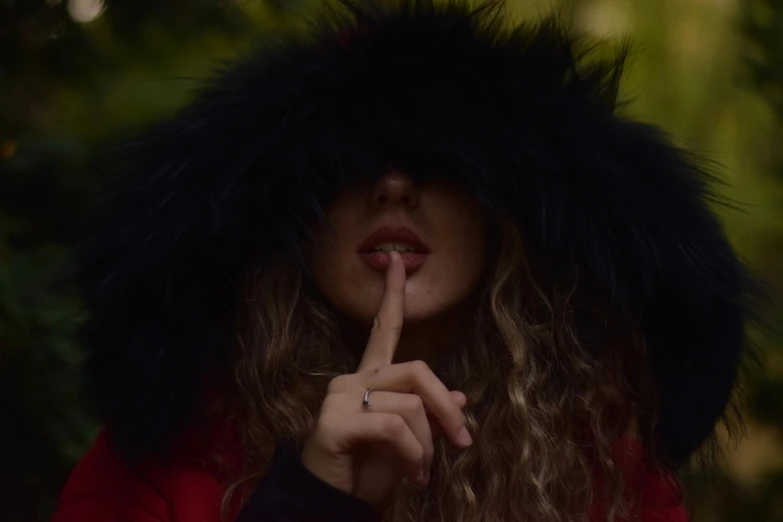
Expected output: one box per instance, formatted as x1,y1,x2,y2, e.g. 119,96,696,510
300,251,472,506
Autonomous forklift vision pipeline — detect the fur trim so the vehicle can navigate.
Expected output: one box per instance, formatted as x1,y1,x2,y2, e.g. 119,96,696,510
68,0,760,465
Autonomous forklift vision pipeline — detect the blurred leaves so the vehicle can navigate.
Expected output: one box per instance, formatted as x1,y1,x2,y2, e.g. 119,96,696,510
743,0,783,121
741,0,783,456
688,470,783,522
0,1,306,520
753,378,783,426
0,243,96,521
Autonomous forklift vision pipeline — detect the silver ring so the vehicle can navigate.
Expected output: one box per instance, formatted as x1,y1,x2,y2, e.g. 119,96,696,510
362,388,373,412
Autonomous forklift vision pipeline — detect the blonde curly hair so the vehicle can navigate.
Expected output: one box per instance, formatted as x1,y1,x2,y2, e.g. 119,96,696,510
222,216,660,522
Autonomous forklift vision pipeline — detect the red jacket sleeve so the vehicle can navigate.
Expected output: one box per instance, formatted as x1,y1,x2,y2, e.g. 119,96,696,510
53,430,377,522
615,437,691,522
53,429,233,522
56,429,689,522
588,437,691,522
635,467,690,522
53,432,171,522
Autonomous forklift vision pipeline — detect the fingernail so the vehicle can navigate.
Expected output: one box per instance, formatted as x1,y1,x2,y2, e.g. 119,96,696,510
457,426,473,447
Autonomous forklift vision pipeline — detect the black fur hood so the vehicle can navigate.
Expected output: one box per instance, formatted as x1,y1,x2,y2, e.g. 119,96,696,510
69,0,759,467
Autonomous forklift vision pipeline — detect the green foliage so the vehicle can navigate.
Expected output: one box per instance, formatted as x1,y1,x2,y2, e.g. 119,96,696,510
0,243,97,520
0,2,301,520
743,0,783,122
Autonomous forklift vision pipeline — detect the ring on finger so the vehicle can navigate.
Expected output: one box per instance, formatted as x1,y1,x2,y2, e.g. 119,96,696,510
362,388,374,412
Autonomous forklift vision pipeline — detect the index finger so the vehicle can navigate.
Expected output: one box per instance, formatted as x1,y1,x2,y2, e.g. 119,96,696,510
358,250,406,372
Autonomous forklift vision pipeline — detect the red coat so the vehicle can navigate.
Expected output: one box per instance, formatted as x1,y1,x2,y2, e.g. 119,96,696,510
53,423,690,522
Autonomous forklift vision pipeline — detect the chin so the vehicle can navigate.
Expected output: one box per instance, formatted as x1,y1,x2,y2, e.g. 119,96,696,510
317,259,480,327
400,307,446,324
352,286,461,326
342,301,451,326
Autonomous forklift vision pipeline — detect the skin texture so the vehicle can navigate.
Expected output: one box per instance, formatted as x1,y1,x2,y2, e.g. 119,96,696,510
301,251,472,507
302,172,489,507
309,169,490,362
310,169,488,326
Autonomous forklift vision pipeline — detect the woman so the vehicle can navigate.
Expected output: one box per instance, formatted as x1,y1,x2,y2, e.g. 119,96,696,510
53,1,758,521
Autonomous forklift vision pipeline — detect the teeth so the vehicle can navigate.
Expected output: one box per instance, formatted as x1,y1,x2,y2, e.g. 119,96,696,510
371,242,417,253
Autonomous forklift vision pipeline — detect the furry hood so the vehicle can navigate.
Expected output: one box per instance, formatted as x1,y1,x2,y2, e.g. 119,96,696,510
69,0,759,467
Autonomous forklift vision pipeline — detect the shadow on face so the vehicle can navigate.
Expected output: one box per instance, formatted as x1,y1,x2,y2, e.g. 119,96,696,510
308,169,490,327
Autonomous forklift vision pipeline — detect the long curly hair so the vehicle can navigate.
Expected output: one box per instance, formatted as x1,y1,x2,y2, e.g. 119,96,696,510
221,215,661,522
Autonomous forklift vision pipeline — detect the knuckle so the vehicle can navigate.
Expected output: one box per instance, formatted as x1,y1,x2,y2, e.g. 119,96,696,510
408,359,431,379
357,365,383,378
404,394,424,414
413,444,425,465
327,375,349,394
384,415,407,436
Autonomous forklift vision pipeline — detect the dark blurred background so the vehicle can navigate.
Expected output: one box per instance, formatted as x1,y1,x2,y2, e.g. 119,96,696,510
1,0,781,521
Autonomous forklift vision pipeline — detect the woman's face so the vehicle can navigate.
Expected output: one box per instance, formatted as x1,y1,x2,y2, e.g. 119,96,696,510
310,169,489,325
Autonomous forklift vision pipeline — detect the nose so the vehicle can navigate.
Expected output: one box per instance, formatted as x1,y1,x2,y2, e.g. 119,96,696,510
369,169,420,209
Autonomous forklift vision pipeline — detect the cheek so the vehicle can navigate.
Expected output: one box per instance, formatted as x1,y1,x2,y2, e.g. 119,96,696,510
308,193,490,323
404,216,488,317
406,254,485,306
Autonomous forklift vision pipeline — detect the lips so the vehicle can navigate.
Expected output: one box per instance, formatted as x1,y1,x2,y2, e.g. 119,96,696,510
357,226,430,274
357,226,430,254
